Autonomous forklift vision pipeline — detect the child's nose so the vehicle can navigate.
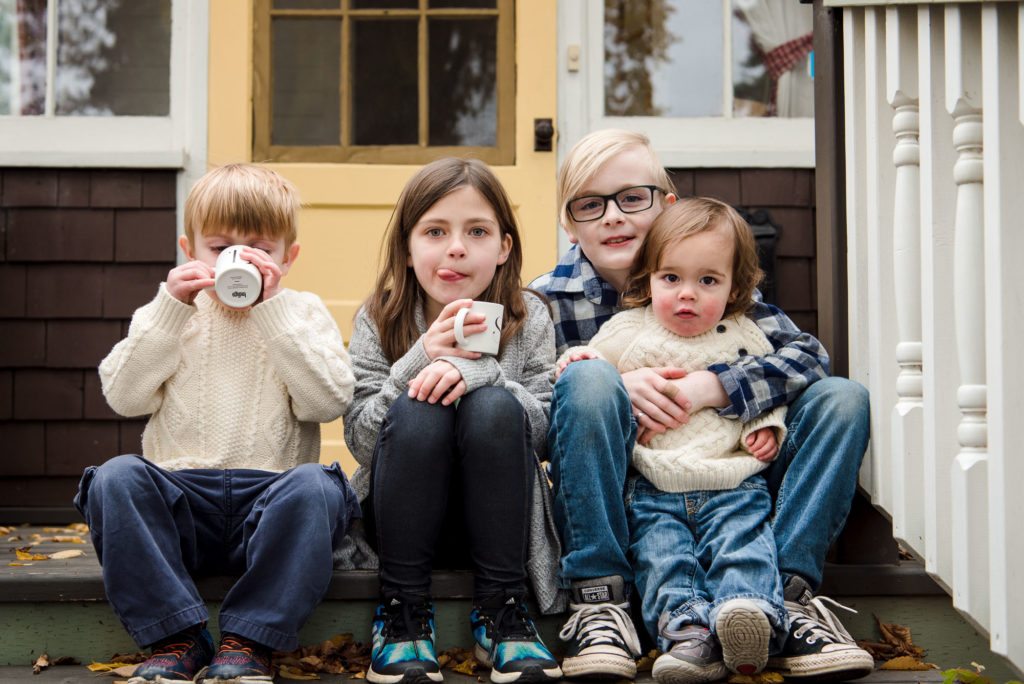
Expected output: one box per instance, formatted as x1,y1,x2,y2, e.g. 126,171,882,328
602,200,626,223
447,236,467,256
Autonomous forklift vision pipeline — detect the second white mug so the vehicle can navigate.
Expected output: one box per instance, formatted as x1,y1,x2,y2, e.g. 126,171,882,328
454,301,504,355
214,245,262,308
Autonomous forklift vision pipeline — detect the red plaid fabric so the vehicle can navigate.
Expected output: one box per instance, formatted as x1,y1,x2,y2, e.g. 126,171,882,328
761,31,814,81
755,31,813,116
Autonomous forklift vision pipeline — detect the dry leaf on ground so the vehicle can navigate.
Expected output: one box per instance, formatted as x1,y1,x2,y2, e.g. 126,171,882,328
49,549,86,560
729,672,785,683
15,547,49,561
32,654,50,674
880,655,937,671
856,617,937,671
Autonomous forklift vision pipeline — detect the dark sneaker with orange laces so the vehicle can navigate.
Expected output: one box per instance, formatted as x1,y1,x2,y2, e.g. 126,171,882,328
128,624,214,683
199,633,274,683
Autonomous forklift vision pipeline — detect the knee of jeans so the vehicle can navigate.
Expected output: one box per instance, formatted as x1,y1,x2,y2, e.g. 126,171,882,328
809,377,869,424
554,359,625,410
91,455,149,492
384,393,455,444
460,385,522,423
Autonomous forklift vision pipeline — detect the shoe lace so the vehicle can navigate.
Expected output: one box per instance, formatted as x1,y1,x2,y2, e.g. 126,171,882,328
218,634,270,665
383,598,432,641
150,636,193,661
491,598,537,640
787,595,858,645
558,603,642,657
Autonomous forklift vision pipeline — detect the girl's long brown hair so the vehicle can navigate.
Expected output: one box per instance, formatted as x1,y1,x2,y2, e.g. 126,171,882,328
622,197,763,317
365,158,527,363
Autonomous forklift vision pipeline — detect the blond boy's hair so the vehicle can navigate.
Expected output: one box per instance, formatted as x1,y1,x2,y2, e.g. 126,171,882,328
556,129,675,237
184,163,301,248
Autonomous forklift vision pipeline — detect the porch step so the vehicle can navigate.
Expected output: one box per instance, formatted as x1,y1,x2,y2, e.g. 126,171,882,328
3,527,1018,682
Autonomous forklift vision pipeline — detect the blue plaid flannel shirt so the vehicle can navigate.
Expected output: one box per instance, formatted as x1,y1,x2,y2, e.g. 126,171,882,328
529,244,831,423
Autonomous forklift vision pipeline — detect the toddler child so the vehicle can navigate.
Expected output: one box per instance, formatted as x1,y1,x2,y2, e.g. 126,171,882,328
343,158,562,684
75,163,359,684
560,197,788,682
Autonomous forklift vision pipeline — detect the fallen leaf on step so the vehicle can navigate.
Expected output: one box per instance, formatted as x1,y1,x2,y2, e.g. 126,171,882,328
49,549,86,559
880,655,937,671
32,654,50,674
15,547,49,561
279,664,320,680
728,671,784,683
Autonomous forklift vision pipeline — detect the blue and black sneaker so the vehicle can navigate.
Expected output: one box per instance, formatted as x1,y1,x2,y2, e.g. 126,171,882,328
199,633,274,683
367,593,443,684
128,623,214,683
471,595,562,683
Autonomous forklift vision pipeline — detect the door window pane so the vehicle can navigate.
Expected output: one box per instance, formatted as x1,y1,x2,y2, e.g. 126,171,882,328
272,17,340,145
429,0,496,8
353,1,418,8
604,0,721,117
428,18,496,146
352,19,417,145
56,0,171,116
732,0,813,118
275,0,339,8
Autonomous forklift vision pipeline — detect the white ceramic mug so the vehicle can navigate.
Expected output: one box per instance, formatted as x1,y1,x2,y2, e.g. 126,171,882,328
454,301,504,355
213,245,262,308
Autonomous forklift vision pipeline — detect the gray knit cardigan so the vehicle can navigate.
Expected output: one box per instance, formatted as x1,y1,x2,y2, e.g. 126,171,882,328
336,292,567,615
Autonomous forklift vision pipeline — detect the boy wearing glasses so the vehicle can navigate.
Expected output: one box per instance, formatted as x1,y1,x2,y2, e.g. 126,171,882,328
529,129,873,682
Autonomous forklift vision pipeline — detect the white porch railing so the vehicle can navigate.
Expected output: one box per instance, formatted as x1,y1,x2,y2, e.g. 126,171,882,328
831,0,1024,672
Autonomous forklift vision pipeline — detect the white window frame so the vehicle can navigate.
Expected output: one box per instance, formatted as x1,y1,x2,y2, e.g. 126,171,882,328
557,0,815,170
0,0,207,171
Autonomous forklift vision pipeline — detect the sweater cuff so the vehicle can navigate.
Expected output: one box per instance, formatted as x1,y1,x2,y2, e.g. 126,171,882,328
438,355,500,393
391,339,433,387
250,292,301,338
152,284,197,334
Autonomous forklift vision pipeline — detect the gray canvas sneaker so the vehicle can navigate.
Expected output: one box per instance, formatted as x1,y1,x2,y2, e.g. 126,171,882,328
652,622,726,684
558,575,642,679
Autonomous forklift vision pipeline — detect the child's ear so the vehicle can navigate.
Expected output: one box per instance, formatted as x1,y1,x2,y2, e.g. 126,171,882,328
563,225,579,245
496,233,513,265
665,193,677,205
179,235,194,259
280,242,300,276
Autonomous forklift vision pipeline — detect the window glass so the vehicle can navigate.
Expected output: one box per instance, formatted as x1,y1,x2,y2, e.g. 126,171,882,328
352,19,417,145
272,17,340,145
56,0,171,116
603,0,813,119
352,0,417,8
430,0,496,8
0,0,47,115
428,18,496,146
604,0,721,117
275,0,339,7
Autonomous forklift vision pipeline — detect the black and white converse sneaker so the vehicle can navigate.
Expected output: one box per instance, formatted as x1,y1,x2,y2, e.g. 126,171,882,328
767,576,875,681
558,575,642,680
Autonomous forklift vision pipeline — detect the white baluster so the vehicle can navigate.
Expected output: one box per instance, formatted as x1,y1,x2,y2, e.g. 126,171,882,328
945,3,989,632
887,5,925,555
982,3,1024,665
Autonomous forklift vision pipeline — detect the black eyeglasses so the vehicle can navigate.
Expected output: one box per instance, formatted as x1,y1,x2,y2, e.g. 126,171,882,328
566,185,663,222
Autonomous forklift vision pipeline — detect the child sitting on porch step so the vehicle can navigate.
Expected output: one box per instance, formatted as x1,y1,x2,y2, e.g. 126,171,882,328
558,197,788,682
75,163,359,684
342,157,563,684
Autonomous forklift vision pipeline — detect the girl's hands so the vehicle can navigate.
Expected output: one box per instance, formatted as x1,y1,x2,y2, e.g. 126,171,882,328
745,427,778,462
555,349,600,378
422,299,488,361
166,261,215,304
239,247,285,303
409,360,466,405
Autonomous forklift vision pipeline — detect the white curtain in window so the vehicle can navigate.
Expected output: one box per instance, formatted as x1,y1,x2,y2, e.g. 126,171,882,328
735,0,813,117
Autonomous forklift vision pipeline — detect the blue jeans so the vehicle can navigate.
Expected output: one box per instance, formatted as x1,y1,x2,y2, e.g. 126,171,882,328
369,388,532,601
548,361,869,591
627,475,786,650
74,455,360,651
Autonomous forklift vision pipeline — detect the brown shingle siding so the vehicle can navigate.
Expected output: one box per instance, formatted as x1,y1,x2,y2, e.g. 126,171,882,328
101,264,166,318
46,320,123,368
0,320,46,366
769,207,815,258
740,169,813,207
7,208,116,261
1,169,59,207
57,171,92,207
0,370,12,419
46,421,119,474
142,171,177,208
0,265,27,317
83,372,119,420
115,209,177,262
0,422,45,475
14,369,84,420
90,171,143,208
119,420,146,455
694,170,742,205
26,264,105,318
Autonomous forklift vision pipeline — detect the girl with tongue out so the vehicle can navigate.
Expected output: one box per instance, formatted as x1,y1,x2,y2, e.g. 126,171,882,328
343,157,563,684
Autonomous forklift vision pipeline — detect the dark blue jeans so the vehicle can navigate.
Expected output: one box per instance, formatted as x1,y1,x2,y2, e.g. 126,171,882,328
74,455,360,651
369,387,532,601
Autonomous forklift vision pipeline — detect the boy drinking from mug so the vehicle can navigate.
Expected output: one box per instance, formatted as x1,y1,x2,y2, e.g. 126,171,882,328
75,163,359,684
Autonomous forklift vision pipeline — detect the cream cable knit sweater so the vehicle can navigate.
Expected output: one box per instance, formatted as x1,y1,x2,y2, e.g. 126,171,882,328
99,285,354,472
564,307,786,493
